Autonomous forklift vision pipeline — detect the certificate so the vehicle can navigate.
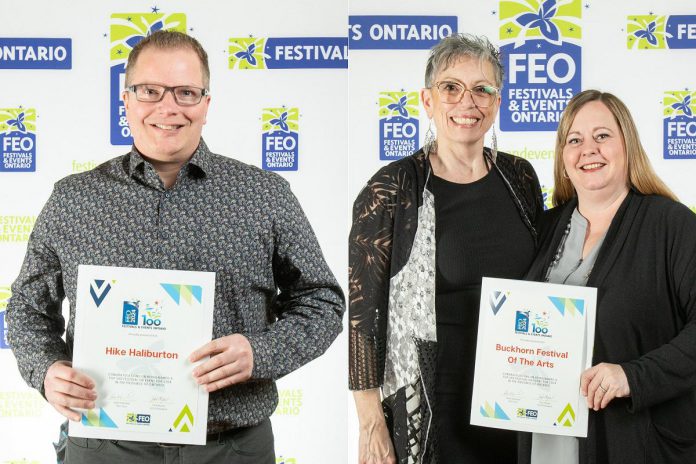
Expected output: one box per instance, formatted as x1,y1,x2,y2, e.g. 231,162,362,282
470,277,596,437
70,265,215,445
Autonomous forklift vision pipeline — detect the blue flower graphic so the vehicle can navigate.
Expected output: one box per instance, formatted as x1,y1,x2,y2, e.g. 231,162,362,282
7,112,26,133
634,21,658,46
234,43,257,66
270,112,289,132
125,20,164,49
672,95,692,117
387,96,409,118
516,0,560,42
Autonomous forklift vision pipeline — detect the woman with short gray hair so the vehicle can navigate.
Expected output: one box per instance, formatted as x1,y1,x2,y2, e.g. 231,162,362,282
349,33,543,463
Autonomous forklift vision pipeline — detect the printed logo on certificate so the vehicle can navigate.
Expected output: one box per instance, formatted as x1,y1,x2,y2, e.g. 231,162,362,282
471,277,596,437
70,265,215,445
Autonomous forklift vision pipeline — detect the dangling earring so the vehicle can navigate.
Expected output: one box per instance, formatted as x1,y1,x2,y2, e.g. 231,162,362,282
423,118,436,157
490,123,498,163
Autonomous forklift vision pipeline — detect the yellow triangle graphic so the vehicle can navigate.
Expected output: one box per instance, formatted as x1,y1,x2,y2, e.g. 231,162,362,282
87,409,99,425
181,285,193,304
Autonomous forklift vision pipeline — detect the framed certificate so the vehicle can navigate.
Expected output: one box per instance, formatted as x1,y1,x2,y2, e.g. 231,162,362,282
70,265,215,445
470,277,596,437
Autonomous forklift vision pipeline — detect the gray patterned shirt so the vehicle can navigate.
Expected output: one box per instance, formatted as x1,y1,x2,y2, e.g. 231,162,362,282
7,139,344,430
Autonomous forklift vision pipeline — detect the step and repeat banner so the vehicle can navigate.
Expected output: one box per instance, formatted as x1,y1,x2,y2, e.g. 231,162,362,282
347,1,695,460
2,0,696,463
349,0,696,213
0,1,348,463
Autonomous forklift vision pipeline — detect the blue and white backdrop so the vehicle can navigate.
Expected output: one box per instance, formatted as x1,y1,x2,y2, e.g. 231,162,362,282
0,1,348,463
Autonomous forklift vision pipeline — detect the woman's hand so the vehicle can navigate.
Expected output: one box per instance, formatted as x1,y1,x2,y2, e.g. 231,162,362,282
353,389,396,464
580,362,630,410
358,418,396,464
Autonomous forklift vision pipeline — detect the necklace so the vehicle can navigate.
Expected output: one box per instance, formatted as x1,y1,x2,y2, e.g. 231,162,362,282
544,219,572,282
544,212,597,283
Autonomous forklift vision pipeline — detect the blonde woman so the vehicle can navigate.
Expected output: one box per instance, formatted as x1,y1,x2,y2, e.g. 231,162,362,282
522,90,696,464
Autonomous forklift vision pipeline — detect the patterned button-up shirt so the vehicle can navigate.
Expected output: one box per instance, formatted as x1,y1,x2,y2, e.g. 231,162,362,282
7,139,344,430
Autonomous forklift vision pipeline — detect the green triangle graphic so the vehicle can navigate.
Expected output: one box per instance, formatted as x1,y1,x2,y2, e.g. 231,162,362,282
556,403,576,427
173,404,194,432
181,285,193,304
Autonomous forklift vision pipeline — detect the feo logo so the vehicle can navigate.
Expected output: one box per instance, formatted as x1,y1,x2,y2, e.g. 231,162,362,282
517,408,539,419
126,412,151,425
0,108,36,172
663,91,696,159
0,38,72,69
1,285,11,349
379,92,419,160
262,107,299,171
229,37,347,70
109,12,186,145
499,0,581,131
627,14,696,50
349,15,457,50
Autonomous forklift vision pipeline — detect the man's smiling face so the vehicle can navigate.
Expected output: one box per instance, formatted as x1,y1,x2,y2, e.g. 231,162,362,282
123,47,210,164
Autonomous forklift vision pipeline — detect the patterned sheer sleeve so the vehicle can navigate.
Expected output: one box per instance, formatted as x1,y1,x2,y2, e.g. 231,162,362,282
348,168,400,390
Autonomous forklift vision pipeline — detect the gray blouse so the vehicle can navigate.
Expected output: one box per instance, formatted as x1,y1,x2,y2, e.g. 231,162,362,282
531,208,606,464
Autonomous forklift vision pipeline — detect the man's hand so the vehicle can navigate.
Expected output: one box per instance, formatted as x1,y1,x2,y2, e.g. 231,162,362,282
190,334,254,393
44,360,97,421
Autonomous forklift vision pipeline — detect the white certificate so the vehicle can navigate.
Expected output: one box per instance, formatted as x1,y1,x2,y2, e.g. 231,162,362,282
70,265,215,445
470,277,596,437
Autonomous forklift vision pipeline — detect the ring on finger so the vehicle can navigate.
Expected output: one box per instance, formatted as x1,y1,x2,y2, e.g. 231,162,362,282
599,384,608,393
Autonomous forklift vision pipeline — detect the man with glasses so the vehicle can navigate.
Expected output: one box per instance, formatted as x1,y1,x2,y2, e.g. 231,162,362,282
7,30,344,463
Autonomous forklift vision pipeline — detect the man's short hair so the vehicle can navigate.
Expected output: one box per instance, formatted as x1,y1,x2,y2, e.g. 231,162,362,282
125,30,210,89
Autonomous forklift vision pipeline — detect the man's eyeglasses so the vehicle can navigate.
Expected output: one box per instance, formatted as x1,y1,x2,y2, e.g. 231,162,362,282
126,84,209,106
432,81,499,107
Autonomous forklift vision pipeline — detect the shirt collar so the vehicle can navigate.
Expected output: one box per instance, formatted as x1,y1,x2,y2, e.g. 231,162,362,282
127,138,212,178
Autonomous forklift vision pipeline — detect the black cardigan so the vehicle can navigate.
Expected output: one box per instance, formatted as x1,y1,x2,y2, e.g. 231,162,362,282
520,191,696,464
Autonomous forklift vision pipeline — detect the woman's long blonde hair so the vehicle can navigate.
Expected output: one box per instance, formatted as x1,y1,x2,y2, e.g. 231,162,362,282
553,90,677,206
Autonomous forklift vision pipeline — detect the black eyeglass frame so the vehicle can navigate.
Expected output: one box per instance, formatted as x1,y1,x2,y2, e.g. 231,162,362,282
126,84,210,106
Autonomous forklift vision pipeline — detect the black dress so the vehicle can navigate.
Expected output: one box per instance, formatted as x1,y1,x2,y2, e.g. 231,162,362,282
432,168,535,463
